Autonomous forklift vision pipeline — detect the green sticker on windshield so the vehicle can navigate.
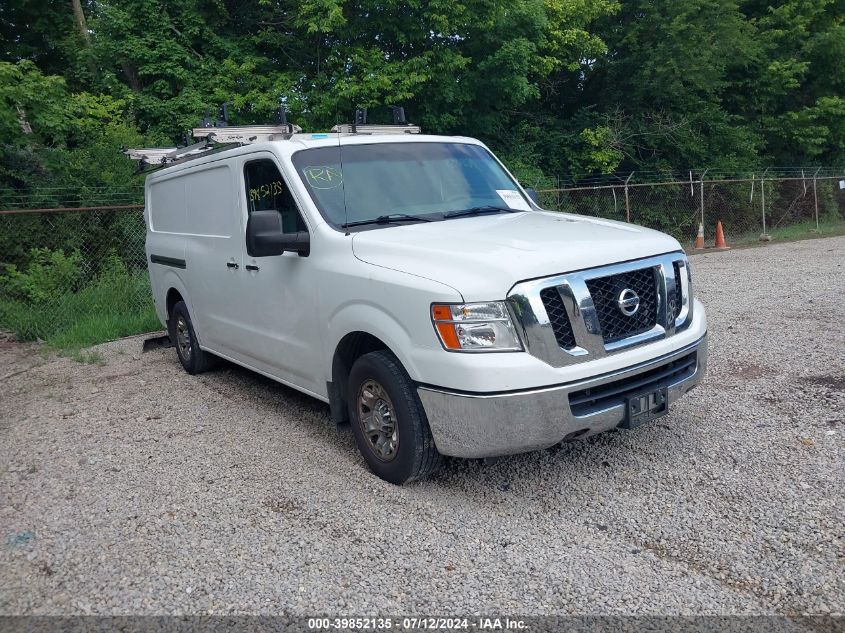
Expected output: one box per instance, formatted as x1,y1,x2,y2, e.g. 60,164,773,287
303,166,343,190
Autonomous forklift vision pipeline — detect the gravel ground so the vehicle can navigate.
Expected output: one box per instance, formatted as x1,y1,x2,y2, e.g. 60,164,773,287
1,237,843,616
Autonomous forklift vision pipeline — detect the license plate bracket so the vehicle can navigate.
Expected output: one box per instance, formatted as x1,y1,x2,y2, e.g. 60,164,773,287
620,386,669,429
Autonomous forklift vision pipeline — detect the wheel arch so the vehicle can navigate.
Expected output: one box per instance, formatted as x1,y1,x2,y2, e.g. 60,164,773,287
166,287,184,319
155,269,191,321
324,298,429,424
328,331,399,425
158,273,203,346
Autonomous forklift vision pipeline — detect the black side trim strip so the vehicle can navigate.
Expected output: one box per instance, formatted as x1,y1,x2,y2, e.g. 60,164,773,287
150,254,186,269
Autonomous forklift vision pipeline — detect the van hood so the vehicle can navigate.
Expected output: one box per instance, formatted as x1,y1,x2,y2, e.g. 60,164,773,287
351,211,683,301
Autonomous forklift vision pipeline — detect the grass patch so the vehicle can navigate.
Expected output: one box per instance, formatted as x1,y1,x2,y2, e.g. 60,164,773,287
765,218,845,241
727,217,845,248
0,270,161,356
67,349,108,365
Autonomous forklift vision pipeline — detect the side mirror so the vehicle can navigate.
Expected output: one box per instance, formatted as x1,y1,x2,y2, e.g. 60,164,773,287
524,187,540,206
246,210,310,257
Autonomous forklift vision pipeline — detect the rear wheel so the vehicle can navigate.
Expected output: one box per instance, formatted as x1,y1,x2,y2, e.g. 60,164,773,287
169,301,217,374
347,350,442,484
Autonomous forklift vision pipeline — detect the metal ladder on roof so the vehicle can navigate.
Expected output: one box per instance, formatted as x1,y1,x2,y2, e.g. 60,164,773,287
124,124,302,169
125,101,306,169
125,104,420,170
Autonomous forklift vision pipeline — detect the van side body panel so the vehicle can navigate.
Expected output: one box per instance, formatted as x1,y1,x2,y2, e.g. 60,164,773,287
145,175,187,328
180,164,245,357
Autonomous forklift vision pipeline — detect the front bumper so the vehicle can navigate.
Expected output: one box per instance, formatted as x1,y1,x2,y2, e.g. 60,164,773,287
417,333,708,458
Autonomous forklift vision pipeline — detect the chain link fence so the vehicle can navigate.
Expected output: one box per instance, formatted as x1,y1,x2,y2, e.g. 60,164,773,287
1,170,844,344
0,188,154,346
537,172,845,248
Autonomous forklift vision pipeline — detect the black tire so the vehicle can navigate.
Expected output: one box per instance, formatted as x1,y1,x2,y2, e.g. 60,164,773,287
168,300,218,375
347,350,442,484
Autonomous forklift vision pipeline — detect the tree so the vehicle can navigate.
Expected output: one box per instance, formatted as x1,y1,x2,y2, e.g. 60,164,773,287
1,0,843,183
737,0,845,163
551,0,761,174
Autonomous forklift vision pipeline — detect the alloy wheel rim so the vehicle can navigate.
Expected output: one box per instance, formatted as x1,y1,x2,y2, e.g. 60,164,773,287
357,380,399,461
175,316,192,361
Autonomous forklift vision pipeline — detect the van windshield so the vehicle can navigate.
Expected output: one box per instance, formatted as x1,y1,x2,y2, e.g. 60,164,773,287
291,142,532,229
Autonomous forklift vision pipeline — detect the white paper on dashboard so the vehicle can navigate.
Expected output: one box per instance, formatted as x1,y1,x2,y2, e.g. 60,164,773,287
495,189,532,211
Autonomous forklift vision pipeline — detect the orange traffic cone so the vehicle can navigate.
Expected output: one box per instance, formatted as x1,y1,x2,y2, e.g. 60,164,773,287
694,222,705,249
714,220,729,249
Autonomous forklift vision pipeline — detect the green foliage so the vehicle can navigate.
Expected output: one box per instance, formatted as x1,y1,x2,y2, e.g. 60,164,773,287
2,0,844,182
0,58,146,200
1,248,83,303
292,0,346,33
779,96,845,158
578,127,625,174
0,60,70,147
0,247,159,351
734,0,845,165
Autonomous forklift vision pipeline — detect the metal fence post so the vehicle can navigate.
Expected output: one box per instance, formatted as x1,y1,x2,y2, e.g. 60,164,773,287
699,169,709,229
813,167,821,231
760,167,770,237
624,172,634,223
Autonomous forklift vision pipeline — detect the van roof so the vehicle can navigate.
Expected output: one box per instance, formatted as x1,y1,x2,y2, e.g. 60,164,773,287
145,133,484,182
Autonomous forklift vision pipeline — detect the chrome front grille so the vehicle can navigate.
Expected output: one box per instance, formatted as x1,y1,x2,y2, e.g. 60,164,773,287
669,260,684,322
539,286,577,349
508,253,692,368
585,267,658,343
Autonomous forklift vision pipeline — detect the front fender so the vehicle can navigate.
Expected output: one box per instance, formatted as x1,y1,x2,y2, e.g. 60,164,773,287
324,301,430,384
318,255,463,386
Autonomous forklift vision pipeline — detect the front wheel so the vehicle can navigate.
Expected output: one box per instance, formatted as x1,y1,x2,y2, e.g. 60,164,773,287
347,350,442,484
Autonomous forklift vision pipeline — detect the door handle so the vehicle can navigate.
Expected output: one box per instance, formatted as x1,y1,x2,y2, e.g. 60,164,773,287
226,261,239,270
245,264,260,272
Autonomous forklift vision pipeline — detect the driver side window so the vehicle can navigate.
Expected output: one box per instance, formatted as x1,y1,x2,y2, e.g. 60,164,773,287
243,159,307,234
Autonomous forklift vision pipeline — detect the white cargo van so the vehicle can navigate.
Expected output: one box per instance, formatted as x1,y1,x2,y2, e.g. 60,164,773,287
140,124,707,484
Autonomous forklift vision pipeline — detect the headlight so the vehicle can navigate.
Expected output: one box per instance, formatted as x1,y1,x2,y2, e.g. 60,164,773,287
431,302,523,352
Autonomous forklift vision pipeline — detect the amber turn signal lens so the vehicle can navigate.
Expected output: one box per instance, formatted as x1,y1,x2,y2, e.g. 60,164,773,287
431,305,461,349
431,305,452,321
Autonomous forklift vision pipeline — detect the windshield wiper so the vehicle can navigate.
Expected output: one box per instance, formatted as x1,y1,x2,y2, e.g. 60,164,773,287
443,205,517,219
341,213,434,228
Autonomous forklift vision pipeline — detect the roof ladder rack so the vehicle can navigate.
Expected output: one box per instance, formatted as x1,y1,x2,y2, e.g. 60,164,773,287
192,124,301,144
125,100,303,168
125,102,422,170
332,106,421,135
331,123,421,135
124,125,301,168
